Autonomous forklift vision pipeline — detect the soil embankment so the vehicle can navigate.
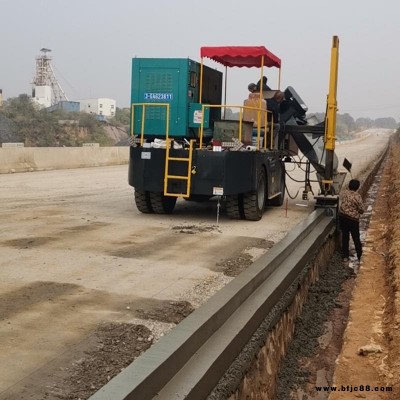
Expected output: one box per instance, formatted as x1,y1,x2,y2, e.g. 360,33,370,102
328,137,400,399
276,133,400,399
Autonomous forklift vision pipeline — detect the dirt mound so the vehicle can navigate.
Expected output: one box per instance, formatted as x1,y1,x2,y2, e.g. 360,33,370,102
103,124,129,145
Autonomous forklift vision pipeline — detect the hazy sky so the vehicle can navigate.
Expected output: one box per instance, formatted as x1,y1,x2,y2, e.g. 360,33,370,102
1,0,399,120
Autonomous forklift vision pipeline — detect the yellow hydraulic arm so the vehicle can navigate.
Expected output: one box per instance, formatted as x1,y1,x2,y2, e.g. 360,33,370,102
322,35,339,194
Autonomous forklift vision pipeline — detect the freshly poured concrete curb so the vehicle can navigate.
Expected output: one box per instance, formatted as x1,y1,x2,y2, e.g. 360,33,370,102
89,209,334,400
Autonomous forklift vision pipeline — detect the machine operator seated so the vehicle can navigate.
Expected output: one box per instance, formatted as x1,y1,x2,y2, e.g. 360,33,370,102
244,81,284,149
254,76,285,123
243,83,267,128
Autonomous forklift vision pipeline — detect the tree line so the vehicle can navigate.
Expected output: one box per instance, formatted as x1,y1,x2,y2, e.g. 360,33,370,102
0,95,397,146
0,94,129,147
313,112,398,139
225,108,397,140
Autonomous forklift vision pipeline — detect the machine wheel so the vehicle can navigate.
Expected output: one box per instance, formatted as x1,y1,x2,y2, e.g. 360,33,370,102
149,192,177,214
268,170,285,207
242,168,266,221
134,190,153,213
225,194,243,219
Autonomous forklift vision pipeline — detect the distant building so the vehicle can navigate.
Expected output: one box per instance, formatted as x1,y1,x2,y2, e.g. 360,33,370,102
47,101,80,113
79,98,116,118
32,85,52,108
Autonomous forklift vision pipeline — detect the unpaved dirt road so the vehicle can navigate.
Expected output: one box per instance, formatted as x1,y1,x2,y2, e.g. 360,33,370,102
0,129,391,399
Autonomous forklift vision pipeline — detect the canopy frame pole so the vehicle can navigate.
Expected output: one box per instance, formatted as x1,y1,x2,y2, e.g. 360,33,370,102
259,57,264,106
223,66,227,119
278,66,282,90
199,57,204,103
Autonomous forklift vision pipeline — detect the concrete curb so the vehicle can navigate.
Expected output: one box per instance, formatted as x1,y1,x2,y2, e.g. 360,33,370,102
89,209,333,400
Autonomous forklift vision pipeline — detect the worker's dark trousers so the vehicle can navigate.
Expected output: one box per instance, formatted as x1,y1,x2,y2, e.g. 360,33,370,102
339,215,362,260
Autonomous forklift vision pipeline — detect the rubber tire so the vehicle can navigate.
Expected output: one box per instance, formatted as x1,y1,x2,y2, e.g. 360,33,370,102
268,170,285,207
149,192,177,214
226,194,243,219
242,168,266,221
134,190,153,213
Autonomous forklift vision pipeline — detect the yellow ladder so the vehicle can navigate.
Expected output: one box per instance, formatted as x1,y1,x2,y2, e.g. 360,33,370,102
164,139,195,198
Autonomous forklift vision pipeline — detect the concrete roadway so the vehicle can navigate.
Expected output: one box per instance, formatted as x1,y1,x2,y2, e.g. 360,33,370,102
0,128,391,398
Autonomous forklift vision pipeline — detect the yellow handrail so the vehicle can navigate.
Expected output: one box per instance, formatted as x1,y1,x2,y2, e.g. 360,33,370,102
131,102,274,151
200,104,273,150
130,103,170,145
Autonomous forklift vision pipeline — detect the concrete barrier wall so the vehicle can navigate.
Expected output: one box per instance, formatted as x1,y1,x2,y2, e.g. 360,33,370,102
0,147,129,174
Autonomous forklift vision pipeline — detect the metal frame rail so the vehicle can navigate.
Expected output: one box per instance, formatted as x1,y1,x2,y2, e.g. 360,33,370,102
90,209,334,400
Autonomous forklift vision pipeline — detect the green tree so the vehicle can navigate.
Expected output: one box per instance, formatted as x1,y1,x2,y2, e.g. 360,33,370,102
1,95,113,146
108,107,130,127
355,117,373,130
338,113,356,132
374,117,398,129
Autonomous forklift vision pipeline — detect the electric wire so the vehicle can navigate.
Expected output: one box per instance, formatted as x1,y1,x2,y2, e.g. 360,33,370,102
284,180,300,200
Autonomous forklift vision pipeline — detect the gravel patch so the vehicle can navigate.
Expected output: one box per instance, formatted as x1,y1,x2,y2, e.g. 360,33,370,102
275,253,355,400
51,323,153,400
